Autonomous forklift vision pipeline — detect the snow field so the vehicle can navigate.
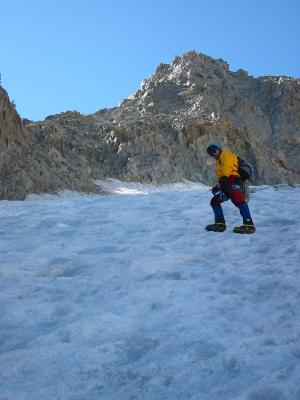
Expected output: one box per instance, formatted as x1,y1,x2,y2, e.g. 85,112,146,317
0,182,300,400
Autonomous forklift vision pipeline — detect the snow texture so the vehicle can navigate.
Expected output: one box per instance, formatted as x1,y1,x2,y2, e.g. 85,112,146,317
0,181,300,400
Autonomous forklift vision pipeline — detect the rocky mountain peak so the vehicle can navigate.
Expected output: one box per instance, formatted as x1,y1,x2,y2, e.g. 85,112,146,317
152,51,229,87
125,52,228,111
118,51,251,123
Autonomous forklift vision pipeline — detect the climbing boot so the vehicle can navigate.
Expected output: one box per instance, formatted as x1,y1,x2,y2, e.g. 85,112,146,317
205,222,227,232
233,222,256,234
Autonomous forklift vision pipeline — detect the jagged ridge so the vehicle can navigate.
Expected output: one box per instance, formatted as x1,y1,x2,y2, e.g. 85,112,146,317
1,51,300,199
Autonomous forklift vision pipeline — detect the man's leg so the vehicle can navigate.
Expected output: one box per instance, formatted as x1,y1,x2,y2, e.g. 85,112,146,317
211,196,225,223
205,194,226,232
239,203,253,225
228,176,255,233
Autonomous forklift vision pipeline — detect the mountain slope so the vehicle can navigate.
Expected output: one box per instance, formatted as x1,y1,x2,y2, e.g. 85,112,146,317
95,51,300,184
1,51,300,199
1,183,300,399
0,88,100,199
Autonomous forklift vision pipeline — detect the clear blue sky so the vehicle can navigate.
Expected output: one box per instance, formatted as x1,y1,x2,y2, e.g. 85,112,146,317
1,0,299,121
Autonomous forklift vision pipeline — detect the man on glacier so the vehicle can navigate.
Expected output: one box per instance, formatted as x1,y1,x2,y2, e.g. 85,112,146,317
205,143,256,234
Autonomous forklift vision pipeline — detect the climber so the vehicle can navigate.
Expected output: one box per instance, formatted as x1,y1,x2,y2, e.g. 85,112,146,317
205,143,256,234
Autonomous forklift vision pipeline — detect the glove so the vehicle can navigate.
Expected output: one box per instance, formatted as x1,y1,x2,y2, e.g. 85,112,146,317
219,176,229,193
211,184,220,195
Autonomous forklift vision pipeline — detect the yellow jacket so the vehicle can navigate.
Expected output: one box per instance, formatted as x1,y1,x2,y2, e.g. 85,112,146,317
216,149,239,179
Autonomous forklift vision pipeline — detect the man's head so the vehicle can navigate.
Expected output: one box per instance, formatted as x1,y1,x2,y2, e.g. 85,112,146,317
206,143,222,160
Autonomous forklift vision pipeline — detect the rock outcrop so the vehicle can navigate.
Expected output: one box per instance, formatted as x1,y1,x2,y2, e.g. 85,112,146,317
0,87,33,199
0,88,99,199
1,51,299,199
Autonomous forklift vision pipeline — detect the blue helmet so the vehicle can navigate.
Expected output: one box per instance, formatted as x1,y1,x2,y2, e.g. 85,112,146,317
206,143,222,155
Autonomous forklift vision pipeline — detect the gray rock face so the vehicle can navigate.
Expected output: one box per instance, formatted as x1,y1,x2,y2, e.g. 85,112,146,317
1,51,299,199
0,88,100,199
0,87,32,199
